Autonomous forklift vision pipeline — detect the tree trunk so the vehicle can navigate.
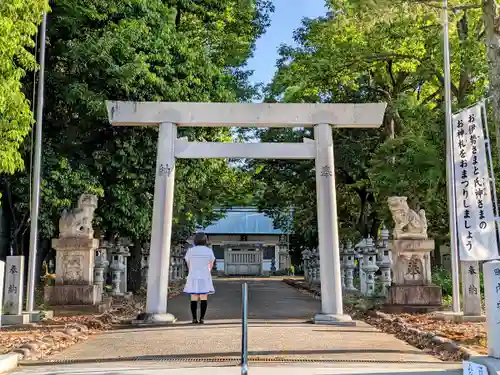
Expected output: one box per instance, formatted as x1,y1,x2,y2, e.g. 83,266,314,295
370,217,381,240
356,190,370,237
127,241,143,293
482,0,500,163
433,237,442,268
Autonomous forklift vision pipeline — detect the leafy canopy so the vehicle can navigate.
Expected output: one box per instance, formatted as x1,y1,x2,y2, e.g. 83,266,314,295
0,0,48,175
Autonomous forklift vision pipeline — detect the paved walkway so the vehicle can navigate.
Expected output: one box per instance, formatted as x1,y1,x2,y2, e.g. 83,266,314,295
13,364,463,375
13,279,461,374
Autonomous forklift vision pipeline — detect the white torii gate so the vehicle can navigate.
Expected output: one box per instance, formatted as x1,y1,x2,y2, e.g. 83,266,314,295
106,101,387,324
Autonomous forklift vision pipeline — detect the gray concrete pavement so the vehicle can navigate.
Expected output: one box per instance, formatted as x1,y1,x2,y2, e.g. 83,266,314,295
13,364,463,375
12,279,462,374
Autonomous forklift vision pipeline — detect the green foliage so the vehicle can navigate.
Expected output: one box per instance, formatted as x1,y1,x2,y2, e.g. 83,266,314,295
1,0,273,256
253,0,488,252
432,266,454,297
0,0,49,176
432,265,485,303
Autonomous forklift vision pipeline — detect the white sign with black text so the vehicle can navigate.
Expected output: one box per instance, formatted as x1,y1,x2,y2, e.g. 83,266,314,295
452,104,499,261
463,361,489,375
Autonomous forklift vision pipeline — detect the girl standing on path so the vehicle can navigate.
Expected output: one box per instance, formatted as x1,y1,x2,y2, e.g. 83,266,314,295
183,232,215,324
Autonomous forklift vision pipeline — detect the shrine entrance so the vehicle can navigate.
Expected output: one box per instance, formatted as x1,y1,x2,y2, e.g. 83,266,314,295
223,243,265,276
105,101,386,324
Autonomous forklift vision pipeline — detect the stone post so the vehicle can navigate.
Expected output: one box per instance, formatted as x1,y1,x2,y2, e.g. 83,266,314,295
483,261,500,358
343,240,357,292
2,256,29,325
313,123,351,324
467,261,500,375
461,261,483,318
362,238,379,297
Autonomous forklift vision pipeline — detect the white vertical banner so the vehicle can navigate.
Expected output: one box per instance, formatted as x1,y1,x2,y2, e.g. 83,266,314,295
452,104,499,261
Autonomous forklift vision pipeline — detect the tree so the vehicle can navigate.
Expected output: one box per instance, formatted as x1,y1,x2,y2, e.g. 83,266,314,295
0,0,48,176
253,0,487,254
1,0,273,289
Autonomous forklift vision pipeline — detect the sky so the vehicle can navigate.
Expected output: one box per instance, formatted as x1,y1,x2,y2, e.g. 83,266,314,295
246,0,328,87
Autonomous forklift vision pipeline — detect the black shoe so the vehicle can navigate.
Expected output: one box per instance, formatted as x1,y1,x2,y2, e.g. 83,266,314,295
199,319,204,324
192,319,199,324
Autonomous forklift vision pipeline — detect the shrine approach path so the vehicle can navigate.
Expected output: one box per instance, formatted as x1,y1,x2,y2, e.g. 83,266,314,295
18,278,461,372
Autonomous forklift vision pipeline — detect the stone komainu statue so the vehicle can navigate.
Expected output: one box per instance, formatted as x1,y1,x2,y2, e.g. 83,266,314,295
387,196,428,239
58,194,98,238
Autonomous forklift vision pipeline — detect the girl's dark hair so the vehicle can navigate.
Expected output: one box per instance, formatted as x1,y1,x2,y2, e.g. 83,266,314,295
193,232,208,246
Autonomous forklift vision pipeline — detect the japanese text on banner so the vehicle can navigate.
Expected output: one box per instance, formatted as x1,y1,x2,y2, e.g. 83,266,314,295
452,104,499,261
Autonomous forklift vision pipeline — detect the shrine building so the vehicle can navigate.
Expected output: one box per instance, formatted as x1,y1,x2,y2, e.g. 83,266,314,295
191,207,290,276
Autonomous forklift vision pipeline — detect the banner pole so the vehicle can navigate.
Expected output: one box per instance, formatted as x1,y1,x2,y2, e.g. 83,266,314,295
481,101,500,255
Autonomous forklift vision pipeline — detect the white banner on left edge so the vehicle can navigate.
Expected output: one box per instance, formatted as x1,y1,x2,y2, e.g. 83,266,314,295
452,104,499,261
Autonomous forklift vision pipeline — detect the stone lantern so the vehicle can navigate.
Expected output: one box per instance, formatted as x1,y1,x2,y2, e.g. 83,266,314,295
141,242,150,288
361,237,379,296
355,239,367,294
343,240,357,292
94,236,109,295
113,238,130,295
311,248,320,283
110,253,125,296
301,249,312,282
377,227,393,296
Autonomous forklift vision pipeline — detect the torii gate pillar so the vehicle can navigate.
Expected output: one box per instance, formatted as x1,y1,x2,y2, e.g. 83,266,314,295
106,101,387,324
314,123,346,322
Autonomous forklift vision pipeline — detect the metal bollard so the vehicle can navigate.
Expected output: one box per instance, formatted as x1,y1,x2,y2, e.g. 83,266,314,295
241,282,248,375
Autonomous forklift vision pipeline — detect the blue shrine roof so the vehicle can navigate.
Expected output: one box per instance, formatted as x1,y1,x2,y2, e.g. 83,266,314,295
203,208,285,235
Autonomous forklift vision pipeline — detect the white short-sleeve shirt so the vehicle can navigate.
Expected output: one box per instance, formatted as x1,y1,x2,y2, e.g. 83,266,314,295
185,246,215,278
183,245,216,294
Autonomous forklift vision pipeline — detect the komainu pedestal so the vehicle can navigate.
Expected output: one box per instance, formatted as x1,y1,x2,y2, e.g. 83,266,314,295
44,194,102,307
384,196,442,313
